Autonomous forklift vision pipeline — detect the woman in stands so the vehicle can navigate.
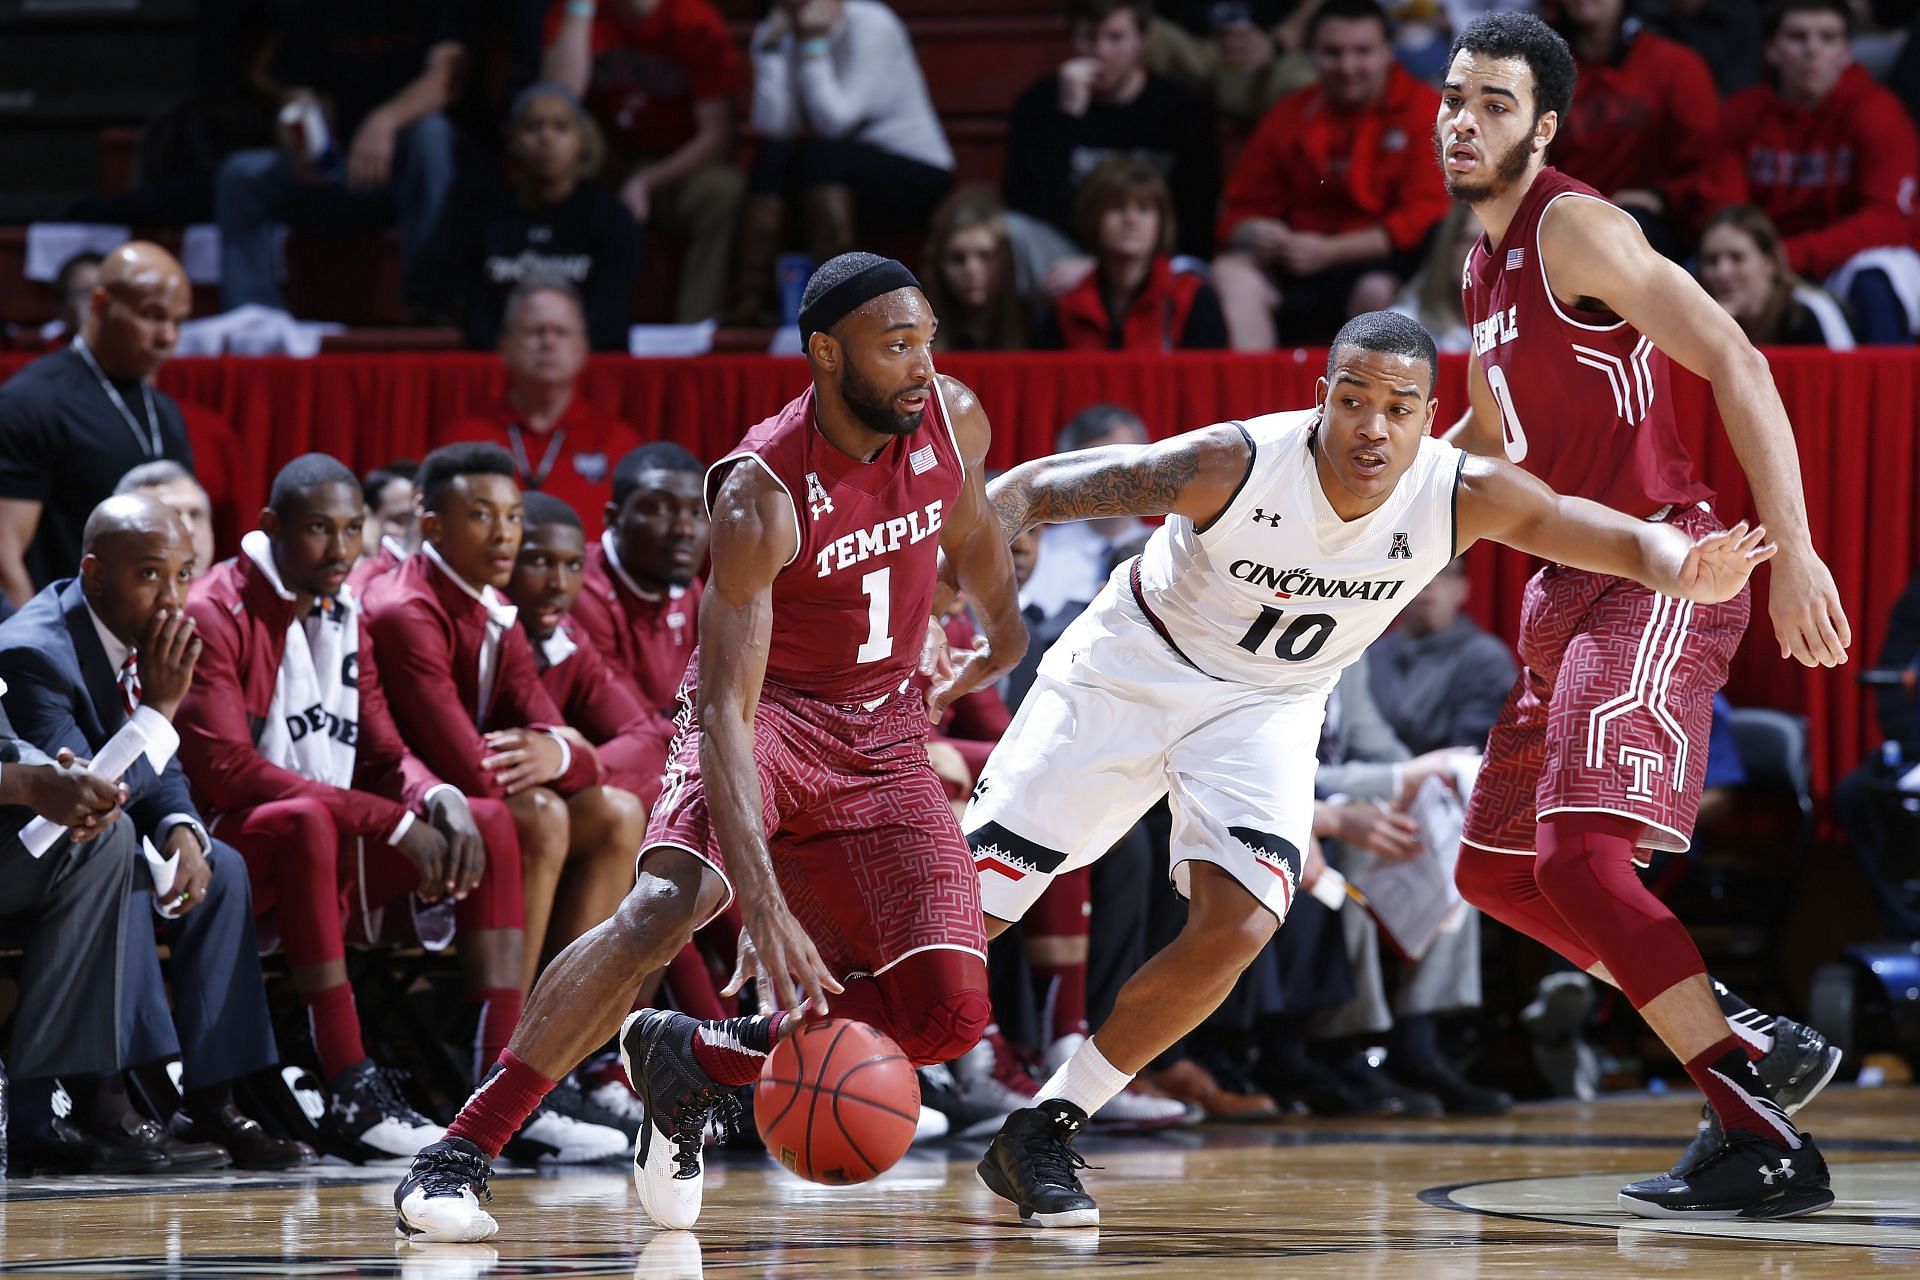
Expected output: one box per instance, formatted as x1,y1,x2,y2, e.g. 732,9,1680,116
1388,203,1480,354
1037,158,1227,351
1696,206,1856,349
923,191,1031,351
455,85,639,352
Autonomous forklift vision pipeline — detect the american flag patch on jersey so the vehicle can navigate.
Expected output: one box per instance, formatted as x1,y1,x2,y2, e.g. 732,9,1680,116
1506,247,1525,271
910,443,938,474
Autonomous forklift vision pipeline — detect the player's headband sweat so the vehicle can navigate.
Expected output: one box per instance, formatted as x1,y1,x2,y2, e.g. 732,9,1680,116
797,258,923,343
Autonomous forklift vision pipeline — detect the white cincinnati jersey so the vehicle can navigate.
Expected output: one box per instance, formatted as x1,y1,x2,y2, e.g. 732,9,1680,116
1133,409,1466,692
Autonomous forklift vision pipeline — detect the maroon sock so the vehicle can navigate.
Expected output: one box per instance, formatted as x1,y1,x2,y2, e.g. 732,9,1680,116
1037,962,1089,1043
1685,1035,1800,1147
690,1013,791,1087
665,943,730,1021
304,982,366,1083
446,1049,555,1159
472,988,524,1085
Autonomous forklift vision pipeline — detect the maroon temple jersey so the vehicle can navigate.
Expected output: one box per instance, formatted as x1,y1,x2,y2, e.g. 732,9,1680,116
1462,166,1713,519
701,382,965,707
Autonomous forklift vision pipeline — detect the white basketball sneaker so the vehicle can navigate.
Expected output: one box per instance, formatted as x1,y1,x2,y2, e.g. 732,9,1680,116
620,1009,731,1230
392,1137,499,1243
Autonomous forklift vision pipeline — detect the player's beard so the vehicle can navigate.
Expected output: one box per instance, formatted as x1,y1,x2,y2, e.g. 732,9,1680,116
840,361,926,438
1437,129,1534,204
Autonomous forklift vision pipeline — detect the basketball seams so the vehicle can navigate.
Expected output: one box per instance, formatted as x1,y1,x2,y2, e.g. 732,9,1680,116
757,1022,919,1184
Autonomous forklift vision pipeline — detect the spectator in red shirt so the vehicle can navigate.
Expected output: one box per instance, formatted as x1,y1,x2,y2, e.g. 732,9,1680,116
573,442,706,717
179,454,529,1158
363,444,647,994
543,0,745,323
1547,0,1735,259
434,281,642,528
509,491,672,805
1720,0,1920,343
1038,157,1227,350
1212,0,1448,348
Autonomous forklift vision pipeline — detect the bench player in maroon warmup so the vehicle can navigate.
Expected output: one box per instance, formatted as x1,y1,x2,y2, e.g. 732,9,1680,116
393,253,1025,1242
1438,14,1852,1219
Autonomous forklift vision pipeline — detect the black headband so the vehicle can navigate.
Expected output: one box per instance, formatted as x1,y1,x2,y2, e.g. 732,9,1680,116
797,259,923,341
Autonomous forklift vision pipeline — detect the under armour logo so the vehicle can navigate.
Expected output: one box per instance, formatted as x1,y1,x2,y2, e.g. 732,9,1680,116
1388,531,1412,560
51,1081,72,1119
1759,1160,1794,1184
1250,508,1282,527
805,471,834,521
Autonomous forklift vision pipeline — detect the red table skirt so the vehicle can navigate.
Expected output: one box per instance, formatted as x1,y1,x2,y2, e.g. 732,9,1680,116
4,346,1914,803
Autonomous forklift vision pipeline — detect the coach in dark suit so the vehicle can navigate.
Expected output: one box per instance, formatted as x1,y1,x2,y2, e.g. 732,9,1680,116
0,495,306,1170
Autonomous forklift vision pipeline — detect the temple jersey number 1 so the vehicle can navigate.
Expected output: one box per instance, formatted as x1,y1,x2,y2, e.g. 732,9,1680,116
856,567,892,663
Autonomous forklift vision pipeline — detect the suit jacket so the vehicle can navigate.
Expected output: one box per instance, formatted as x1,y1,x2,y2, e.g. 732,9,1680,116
363,551,600,798
0,577,203,842
180,551,445,837
572,537,698,720
534,622,670,805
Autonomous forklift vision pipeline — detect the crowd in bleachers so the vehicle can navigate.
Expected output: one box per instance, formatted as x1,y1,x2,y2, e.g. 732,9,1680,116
5,0,1920,1175
9,0,1920,351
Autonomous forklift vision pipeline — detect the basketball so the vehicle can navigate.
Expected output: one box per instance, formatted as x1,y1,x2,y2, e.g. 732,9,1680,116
755,1019,921,1185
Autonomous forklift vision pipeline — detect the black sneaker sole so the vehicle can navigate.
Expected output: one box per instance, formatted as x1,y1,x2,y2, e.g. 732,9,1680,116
1617,1184,1835,1220
975,1155,1100,1228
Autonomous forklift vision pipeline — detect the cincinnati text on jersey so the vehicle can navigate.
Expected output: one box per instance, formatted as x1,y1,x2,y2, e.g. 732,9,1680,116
1229,561,1408,602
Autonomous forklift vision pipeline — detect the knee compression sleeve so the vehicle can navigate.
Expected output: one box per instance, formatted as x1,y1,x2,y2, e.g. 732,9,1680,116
1534,813,1704,1008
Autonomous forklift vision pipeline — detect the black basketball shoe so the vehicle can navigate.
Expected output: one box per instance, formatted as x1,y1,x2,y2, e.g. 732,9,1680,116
620,1009,729,1231
977,1100,1100,1228
393,1136,498,1242
1672,1016,1844,1177
1623,1130,1832,1219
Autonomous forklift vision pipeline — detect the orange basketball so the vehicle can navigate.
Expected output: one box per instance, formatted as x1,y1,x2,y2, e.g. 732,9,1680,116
755,1018,921,1185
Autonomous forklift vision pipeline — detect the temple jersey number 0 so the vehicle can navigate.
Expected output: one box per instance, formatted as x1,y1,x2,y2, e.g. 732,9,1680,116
1484,363,1530,463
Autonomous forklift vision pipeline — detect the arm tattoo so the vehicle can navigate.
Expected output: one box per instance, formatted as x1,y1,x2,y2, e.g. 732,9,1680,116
988,444,1203,542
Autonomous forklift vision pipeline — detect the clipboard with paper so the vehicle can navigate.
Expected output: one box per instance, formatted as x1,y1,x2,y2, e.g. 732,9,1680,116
1345,767,1474,962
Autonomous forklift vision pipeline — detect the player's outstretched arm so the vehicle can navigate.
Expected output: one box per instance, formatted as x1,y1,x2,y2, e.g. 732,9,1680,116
928,376,1027,720
1540,196,1850,667
1458,455,1776,604
699,460,843,1014
985,421,1254,543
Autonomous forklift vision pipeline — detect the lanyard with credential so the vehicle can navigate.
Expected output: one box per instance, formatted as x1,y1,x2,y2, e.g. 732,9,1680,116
507,424,569,492
72,336,161,460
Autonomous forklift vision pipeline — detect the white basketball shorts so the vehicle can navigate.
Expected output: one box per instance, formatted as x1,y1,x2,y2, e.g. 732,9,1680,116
964,577,1325,927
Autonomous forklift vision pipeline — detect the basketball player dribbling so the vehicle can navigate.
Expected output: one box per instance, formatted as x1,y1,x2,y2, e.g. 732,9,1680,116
1439,14,1850,1218
963,311,1778,1228
392,253,1026,1242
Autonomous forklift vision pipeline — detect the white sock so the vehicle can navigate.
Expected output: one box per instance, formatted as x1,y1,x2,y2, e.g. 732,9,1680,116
1034,1035,1132,1117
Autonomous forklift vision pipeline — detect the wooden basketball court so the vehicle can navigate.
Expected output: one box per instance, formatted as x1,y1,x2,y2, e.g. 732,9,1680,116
3,1086,1914,1278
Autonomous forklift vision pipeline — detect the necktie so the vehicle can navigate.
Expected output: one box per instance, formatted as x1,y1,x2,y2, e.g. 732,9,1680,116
119,652,142,714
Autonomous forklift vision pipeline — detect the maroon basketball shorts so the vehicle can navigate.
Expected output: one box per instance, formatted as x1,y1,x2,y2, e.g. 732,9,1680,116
643,679,987,979
1462,504,1749,858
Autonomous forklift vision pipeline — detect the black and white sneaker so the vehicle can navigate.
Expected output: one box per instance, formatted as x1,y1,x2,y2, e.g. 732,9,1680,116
327,1060,447,1160
394,1136,499,1242
620,1009,730,1230
1759,1016,1843,1113
1623,1130,1832,1219
1672,1017,1843,1177
977,1100,1100,1228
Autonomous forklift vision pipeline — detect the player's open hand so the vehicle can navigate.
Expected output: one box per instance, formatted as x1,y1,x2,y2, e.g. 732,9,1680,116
1674,521,1776,606
926,635,995,722
1766,545,1852,668
734,899,844,1016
